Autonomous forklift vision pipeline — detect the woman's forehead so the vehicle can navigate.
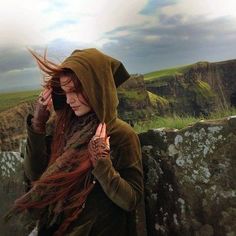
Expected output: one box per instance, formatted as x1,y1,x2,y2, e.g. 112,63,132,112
60,76,74,90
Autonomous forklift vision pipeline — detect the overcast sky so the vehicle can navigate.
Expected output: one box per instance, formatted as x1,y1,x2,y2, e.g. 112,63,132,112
0,0,236,91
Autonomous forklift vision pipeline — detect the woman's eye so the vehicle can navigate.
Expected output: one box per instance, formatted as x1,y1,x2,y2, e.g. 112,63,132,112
54,90,66,95
65,90,76,95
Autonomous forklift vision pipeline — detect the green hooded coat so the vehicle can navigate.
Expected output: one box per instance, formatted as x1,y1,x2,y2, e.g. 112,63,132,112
24,48,144,236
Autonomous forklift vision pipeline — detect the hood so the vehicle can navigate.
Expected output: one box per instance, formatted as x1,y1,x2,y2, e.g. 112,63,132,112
57,48,130,125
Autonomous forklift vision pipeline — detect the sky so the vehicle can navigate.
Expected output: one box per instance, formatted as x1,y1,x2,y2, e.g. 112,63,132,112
0,0,236,92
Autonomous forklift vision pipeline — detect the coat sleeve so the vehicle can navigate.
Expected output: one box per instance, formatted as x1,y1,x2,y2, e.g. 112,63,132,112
91,131,144,212
23,114,50,181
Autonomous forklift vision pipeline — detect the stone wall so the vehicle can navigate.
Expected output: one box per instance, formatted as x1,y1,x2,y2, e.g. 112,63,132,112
139,115,236,236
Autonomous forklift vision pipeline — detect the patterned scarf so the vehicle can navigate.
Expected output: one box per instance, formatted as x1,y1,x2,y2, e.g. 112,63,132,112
5,111,100,236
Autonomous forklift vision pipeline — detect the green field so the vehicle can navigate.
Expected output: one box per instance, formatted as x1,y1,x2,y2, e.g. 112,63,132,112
0,90,40,112
144,66,190,80
133,108,236,133
143,61,211,81
144,64,192,81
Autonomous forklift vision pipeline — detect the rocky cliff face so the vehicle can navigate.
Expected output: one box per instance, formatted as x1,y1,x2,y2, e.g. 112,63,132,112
186,60,236,110
0,102,34,151
117,74,154,122
145,60,236,116
1,116,235,235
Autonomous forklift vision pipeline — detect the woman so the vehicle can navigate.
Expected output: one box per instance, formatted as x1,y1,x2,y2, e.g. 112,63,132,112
6,48,144,236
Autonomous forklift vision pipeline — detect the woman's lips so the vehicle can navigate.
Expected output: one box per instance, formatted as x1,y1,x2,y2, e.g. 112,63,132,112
71,106,80,110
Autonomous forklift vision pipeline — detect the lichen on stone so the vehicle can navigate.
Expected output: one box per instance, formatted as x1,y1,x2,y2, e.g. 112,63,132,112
167,124,227,185
0,151,22,178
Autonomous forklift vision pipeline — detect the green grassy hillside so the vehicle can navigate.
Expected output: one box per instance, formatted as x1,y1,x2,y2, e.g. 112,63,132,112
144,64,192,81
0,90,40,112
143,61,211,82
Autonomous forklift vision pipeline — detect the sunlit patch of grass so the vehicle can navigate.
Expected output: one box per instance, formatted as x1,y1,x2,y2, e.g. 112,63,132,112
144,64,192,81
134,114,200,133
134,108,236,133
0,90,40,112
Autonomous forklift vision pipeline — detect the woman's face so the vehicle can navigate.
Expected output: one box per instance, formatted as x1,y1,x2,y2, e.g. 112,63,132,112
60,76,92,117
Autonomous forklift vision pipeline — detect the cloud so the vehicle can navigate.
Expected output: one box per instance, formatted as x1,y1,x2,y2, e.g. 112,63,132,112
47,19,80,31
140,0,177,15
0,39,102,91
0,0,236,91
0,67,41,92
0,1,50,47
0,47,34,73
162,0,236,19
102,14,236,73
42,0,148,47
0,0,148,48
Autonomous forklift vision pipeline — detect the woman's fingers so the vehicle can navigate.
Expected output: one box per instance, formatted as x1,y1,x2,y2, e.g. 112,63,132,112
40,93,52,106
42,88,52,99
44,96,52,108
47,98,53,108
100,123,106,138
94,123,107,139
95,123,103,137
39,88,52,105
106,136,110,149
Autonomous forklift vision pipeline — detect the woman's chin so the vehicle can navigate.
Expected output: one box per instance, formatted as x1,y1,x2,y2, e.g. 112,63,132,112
74,109,91,117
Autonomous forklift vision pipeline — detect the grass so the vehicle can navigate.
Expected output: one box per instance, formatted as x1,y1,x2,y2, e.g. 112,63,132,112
192,80,215,98
147,91,169,107
207,107,236,119
134,108,236,133
144,64,192,81
118,89,146,101
144,61,210,81
0,90,40,112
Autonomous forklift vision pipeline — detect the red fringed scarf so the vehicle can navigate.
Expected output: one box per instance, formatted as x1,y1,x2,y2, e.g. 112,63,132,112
5,111,99,236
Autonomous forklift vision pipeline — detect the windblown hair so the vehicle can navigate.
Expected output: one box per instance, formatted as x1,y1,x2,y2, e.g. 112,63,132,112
28,49,91,163
5,50,98,235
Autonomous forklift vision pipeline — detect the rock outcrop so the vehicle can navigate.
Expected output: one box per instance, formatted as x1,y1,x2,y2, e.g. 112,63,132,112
145,60,236,116
139,115,236,236
0,102,34,151
117,74,155,123
0,151,28,236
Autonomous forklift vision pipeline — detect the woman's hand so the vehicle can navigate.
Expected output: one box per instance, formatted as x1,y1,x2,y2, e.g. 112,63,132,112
38,87,52,107
88,123,110,167
31,88,52,134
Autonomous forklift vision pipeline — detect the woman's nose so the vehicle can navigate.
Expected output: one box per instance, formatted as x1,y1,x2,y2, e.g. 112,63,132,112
66,94,75,104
